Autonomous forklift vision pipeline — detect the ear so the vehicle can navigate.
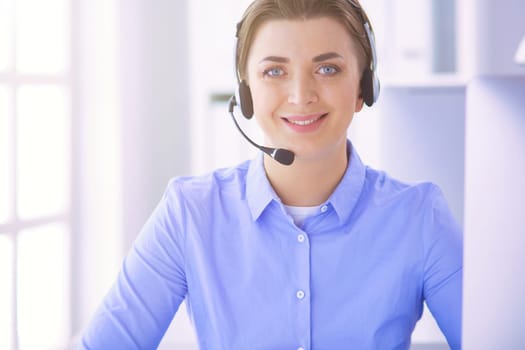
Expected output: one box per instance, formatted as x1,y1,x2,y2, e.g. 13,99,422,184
355,93,365,113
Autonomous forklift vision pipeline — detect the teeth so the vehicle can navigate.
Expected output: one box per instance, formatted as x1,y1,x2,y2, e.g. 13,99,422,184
289,116,321,126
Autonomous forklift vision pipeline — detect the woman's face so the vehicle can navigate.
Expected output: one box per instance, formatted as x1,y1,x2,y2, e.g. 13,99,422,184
246,16,364,162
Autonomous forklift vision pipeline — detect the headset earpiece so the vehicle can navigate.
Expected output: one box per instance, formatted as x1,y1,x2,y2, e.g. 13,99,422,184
234,20,254,119
360,67,380,107
360,68,373,107
238,80,254,119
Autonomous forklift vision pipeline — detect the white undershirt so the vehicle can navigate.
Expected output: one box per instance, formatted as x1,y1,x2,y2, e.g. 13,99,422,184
283,204,322,227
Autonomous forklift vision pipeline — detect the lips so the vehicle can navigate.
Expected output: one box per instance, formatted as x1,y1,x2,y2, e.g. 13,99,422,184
283,113,328,124
281,113,328,132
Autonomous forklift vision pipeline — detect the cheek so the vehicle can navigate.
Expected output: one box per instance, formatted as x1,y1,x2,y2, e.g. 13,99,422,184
322,83,359,108
249,83,280,116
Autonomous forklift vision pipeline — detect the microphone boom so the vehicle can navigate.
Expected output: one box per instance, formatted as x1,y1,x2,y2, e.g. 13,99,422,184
228,96,295,166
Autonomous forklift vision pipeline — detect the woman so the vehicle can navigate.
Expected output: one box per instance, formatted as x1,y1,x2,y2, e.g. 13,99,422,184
80,1,462,349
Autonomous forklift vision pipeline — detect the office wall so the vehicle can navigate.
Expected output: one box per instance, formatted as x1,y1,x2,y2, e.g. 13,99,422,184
73,0,122,335
119,0,192,252
74,0,191,337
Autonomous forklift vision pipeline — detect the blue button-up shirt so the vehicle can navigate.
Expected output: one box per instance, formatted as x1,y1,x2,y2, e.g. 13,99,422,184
80,142,463,350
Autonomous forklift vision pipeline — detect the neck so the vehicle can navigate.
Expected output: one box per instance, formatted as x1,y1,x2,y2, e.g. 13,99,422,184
264,142,349,206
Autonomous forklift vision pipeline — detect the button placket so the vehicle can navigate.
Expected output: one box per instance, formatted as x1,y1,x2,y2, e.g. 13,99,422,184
292,223,311,350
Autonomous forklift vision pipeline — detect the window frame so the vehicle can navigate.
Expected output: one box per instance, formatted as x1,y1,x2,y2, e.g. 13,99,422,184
0,0,74,348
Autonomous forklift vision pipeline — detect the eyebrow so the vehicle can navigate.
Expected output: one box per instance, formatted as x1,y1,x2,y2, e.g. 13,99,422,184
312,52,344,62
258,52,344,64
259,56,289,64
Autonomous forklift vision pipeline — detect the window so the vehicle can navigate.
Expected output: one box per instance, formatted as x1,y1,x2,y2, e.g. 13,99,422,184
0,0,72,349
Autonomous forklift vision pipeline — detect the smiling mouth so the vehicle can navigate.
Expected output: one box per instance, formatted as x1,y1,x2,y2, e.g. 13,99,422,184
284,113,328,126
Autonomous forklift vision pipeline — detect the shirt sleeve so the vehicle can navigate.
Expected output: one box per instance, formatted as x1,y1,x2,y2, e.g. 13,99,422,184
79,183,188,349
422,186,463,350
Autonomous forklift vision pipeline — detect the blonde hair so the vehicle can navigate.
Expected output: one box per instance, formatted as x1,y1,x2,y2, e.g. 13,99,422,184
235,0,374,82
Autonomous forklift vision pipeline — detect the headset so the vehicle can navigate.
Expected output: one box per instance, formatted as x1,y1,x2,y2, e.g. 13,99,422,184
228,0,380,165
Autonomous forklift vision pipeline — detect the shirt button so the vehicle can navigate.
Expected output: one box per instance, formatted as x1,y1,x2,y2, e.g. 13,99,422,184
298,347,305,350
296,290,305,299
320,205,328,213
297,234,305,243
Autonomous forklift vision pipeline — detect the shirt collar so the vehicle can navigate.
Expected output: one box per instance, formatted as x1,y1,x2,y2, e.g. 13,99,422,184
245,140,367,223
246,152,280,221
328,140,367,223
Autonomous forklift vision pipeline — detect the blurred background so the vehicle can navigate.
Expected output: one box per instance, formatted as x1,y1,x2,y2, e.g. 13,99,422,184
0,0,524,349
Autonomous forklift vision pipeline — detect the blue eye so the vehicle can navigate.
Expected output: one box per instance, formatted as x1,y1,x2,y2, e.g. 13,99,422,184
318,65,339,75
263,67,284,77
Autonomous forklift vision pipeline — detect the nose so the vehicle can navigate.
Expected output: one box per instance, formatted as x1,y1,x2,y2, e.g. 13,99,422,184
287,73,318,106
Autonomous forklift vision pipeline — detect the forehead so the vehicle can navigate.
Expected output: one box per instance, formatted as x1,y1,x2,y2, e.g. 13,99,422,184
248,16,357,62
